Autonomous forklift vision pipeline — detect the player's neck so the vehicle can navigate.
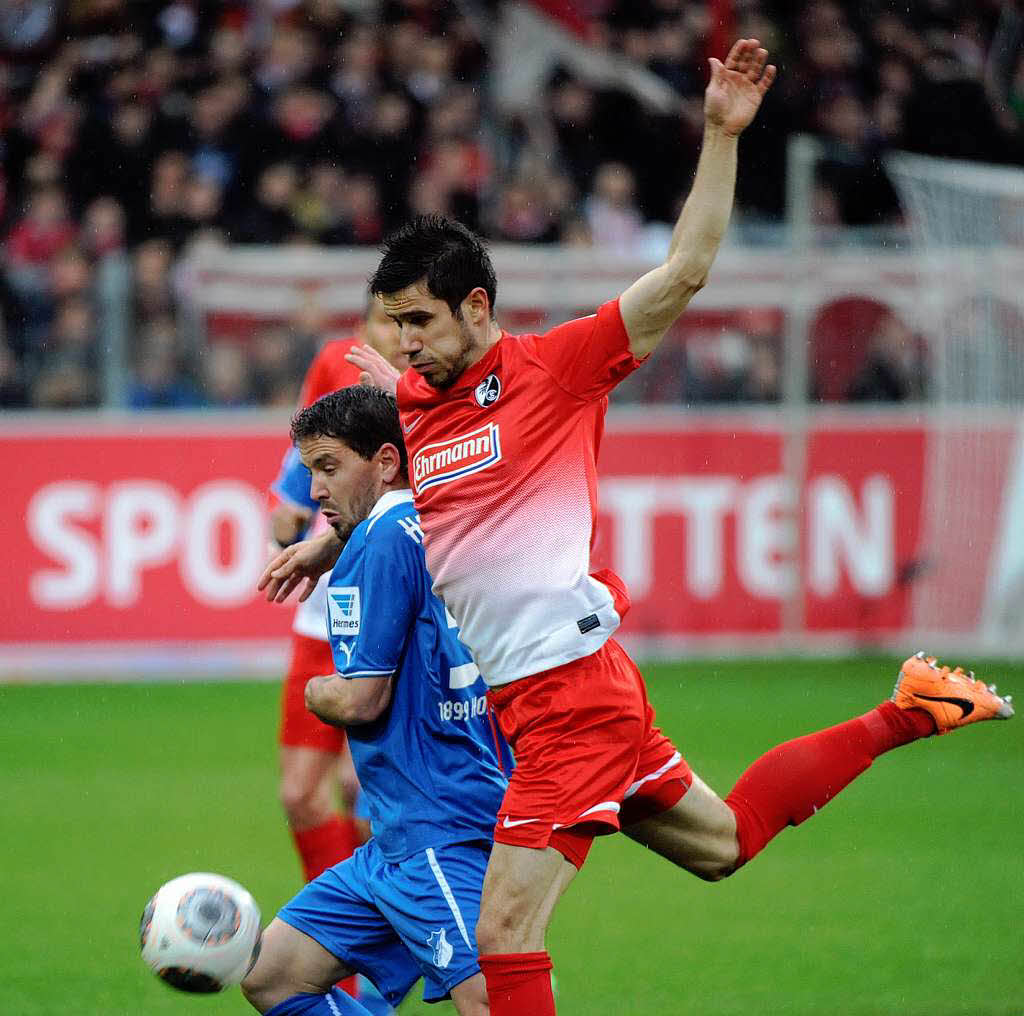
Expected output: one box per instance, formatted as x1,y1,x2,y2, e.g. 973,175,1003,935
462,320,503,372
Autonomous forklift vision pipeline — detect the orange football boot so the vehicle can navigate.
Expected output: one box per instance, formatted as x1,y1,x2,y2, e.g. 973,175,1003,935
892,651,1014,734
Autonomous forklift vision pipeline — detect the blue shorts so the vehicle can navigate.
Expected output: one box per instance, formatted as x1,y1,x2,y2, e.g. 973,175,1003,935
276,838,491,1006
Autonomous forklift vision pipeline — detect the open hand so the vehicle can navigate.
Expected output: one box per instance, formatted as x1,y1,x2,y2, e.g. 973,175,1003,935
705,38,776,136
257,529,343,603
346,344,401,394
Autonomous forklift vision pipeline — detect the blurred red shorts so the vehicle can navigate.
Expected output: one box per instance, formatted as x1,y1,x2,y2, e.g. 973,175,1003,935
279,632,347,753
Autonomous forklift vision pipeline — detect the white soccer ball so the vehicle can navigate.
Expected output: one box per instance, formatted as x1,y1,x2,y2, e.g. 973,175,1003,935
139,872,262,993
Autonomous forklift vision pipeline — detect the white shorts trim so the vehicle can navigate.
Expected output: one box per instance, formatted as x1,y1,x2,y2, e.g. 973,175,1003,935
425,847,472,949
623,751,683,800
552,800,622,829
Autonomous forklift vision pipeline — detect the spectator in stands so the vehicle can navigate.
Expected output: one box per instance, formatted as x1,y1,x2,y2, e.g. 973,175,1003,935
144,151,192,248
355,90,419,228
133,238,176,323
0,0,60,62
77,100,157,227
292,162,353,245
5,185,76,286
187,83,244,196
846,311,927,402
328,23,381,135
233,162,299,245
736,308,783,402
546,73,604,195
30,356,97,408
2,0,1020,410
738,340,782,402
584,162,646,255
49,246,93,305
45,295,97,364
815,91,900,225
492,178,562,244
182,173,226,234
0,327,28,407
253,25,317,101
81,197,127,260
201,340,254,407
343,173,385,246
262,86,339,170
128,315,202,409
251,323,309,408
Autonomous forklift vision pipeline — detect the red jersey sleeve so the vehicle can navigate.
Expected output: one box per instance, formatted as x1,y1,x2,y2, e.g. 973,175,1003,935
526,299,645,401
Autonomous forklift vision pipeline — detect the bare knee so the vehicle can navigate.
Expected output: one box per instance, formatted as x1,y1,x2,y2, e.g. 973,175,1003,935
475,900,520,955
476,843,577,955
279,771,333,829
240,959,285,1014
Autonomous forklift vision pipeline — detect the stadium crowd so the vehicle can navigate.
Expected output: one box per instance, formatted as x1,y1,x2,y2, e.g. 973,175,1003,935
1,0,1020,409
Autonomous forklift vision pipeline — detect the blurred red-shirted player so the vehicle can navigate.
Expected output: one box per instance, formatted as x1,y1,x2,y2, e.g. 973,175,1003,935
268,297,403,887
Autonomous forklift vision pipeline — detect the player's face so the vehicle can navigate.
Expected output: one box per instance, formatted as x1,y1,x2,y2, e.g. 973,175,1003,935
380,281,488,389
362,296,406,370
298,435,383,543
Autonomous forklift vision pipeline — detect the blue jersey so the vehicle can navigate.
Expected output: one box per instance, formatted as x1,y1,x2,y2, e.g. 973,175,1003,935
272,445,318,515
326,489,511,862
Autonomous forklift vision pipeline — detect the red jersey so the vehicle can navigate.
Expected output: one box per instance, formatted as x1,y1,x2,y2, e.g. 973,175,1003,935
272,336,363,640
297,337,364,407
396,299,643,687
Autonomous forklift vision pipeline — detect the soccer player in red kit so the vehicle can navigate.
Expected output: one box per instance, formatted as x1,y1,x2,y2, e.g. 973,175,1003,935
266,41,1014,1016
269,296,403,885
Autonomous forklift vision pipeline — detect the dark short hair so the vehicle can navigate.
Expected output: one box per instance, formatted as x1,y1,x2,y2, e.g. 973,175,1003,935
290,386,407,478
369,213,497,316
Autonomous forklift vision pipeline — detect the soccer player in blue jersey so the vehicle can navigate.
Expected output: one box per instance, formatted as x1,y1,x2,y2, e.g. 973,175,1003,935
243,386,511,1016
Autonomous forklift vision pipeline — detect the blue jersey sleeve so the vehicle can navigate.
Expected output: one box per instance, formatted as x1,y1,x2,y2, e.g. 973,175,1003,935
272,446,318,514
327,515,423,679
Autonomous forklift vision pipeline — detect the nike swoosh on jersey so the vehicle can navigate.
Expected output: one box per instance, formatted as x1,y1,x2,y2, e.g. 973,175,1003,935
501,816,539,828
402,414,424,434
912,692,975,718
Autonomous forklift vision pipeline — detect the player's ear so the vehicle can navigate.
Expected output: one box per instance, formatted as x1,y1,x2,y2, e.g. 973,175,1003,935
377,442,402,484
462,287,490,326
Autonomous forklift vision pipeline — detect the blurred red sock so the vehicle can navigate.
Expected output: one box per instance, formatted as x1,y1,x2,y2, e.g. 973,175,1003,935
293,817,362,998
726,702,934,865
292,815,360,882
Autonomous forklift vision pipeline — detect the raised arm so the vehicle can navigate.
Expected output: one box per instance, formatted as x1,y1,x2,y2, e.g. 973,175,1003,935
619,38,776,360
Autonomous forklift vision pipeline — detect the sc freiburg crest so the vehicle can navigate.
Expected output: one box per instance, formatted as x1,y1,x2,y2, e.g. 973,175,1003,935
474,373,501,408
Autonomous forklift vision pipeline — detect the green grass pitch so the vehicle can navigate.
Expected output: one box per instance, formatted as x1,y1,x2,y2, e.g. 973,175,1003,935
2,657,1022,1015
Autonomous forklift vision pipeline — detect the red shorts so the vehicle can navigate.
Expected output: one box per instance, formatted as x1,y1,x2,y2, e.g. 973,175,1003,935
279,633,347,753
487,639,692,868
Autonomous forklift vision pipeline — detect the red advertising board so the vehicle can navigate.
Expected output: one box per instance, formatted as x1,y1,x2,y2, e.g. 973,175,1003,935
0,419,295,651
0,412,932,673
595,416,926,641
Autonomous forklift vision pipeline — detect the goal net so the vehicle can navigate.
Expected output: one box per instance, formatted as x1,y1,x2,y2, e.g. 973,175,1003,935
885,152,1024,653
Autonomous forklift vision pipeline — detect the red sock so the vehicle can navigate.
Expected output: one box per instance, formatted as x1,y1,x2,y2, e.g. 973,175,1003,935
292,815,360,882
725,701,934,866
478,952,555,1016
